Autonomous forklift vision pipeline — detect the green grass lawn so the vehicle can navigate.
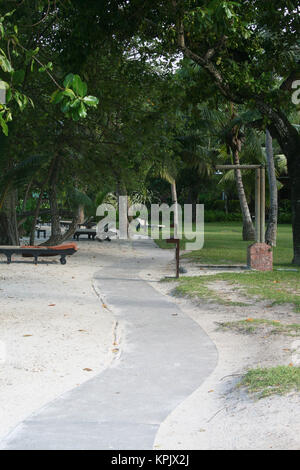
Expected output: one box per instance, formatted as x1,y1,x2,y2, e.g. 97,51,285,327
155,222,294,267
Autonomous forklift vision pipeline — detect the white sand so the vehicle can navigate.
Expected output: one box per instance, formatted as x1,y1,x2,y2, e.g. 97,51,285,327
1,238,299,449
0,240,117,440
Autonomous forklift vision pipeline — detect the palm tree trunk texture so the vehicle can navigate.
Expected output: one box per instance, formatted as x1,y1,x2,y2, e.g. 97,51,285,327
231,146,255,241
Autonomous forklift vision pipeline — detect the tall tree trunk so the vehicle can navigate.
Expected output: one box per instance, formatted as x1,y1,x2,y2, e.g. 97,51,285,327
48,156,61,243
0,189,19,245
290,162,300,265
229,106,255,241
230,147,255,241
116,178,129,236
233,162,255,241
265,130,278,247
28,160,57,245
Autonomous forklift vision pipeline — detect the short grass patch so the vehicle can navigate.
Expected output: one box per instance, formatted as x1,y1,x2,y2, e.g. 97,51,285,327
240,366,300,398
171,276,247,306
218,318,300,336
173,271,300,311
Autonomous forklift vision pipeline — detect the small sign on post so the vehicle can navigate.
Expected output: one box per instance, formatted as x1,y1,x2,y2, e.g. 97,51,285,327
166,237,180,278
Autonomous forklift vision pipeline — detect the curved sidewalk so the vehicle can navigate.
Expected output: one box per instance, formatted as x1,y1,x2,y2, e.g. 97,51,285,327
1,240,218,450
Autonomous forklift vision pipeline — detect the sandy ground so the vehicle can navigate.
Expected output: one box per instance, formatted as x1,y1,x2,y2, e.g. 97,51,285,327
0,239,116,440
1,236,300,449
143,257,300,450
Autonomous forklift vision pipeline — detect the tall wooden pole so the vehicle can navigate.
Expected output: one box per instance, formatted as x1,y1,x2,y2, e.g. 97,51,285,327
260,167,266,243
255,168,261,243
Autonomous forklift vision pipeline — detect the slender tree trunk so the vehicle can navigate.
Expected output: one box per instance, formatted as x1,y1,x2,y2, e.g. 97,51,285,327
171,179,179,238
116,179,129,235
232,149,255,241
0,189,19,245
265,130,278,246
78,205,85,224
291,165,300,266
48,156,61,243
289,154,300,265
21,178,33,214
229,106,255,241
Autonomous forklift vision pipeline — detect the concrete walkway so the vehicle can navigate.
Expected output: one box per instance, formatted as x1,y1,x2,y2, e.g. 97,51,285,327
0,240,218,450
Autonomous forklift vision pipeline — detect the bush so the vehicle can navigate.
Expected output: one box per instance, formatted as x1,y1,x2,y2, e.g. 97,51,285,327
212,200,226,211
204,209,242,223
228,199,240,213
278,199,292,224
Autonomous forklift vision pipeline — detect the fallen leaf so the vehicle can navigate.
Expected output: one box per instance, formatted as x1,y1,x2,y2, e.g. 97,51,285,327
83,368,93,372
208,390,214,393
48,304,56,307
78,330,88,333
23,335,32,337
112,348,119,353
246,318,254,322
289,363,294,367
102,304,108,309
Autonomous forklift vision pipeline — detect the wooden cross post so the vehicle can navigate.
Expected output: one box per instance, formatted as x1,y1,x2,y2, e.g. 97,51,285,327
255,167,266,243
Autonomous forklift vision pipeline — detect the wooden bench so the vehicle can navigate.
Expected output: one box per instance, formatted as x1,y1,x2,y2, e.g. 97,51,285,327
73,229,96,241
0,243,78,265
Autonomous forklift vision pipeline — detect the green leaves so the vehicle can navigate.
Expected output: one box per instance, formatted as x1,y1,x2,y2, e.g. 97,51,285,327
83,96,99,106
0,48,13,73
0,114,8,136
72,75,88,97
51,73,99,121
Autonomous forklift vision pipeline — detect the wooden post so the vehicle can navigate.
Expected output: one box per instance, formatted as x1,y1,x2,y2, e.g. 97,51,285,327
255,168,261,243
166,238,180,278
175,239,180,278
260,167,266,243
